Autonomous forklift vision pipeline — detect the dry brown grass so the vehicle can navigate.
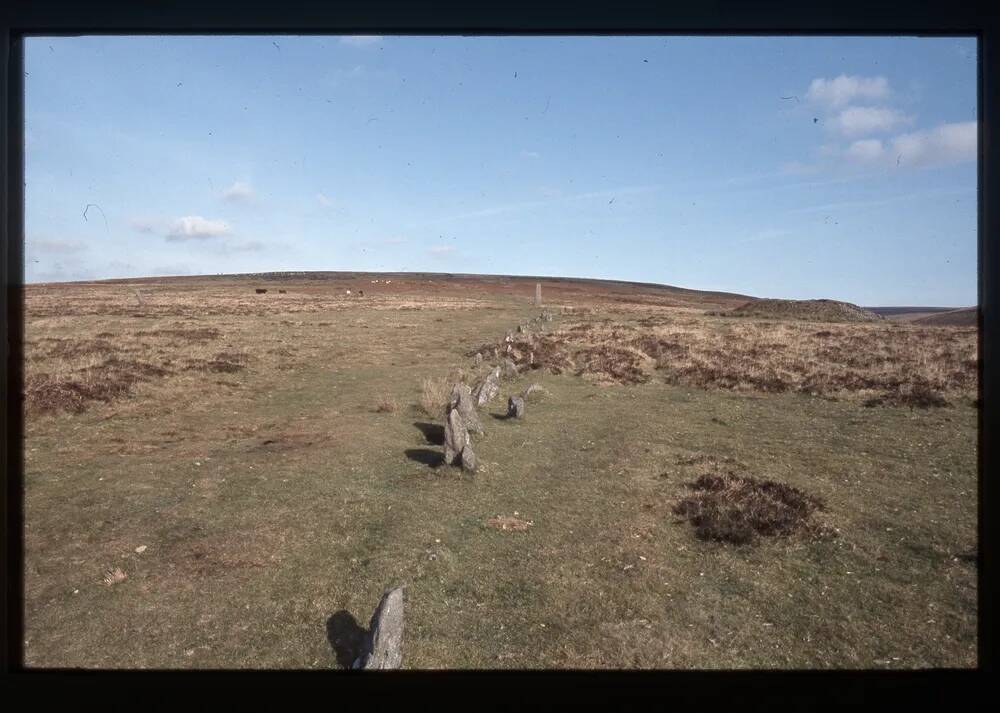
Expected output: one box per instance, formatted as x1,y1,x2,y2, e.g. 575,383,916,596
481,314,977,400
418,376,451,417
375,393,399,413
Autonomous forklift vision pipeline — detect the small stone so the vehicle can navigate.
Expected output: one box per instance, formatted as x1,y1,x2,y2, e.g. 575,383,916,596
135,545,147,554
507,396,525,419
474,352,483,366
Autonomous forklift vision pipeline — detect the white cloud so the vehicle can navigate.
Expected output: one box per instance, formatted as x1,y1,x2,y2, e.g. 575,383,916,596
846,138,884,162
807,75,890,107
317,193,334,207
890,121,977,168
428,245,456,256
520,150,541,159
833,106,911,137
166,216,231,241
339,35,383,47
221,181,256,203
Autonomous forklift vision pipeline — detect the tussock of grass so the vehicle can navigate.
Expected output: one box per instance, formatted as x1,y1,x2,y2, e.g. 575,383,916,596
375,393,399,413
25,357,172,414
418,377,451,417
863,380,949,409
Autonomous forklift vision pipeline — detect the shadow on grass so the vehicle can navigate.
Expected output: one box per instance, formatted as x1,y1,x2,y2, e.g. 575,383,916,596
413,421,444,445
326,611,368,669
490,413,512,421
405,448,444,468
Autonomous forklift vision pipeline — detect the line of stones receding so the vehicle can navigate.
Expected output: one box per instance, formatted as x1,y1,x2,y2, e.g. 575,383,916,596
442,310,554,472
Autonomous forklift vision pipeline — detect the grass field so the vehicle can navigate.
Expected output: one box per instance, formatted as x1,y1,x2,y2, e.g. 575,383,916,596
22,275,978,668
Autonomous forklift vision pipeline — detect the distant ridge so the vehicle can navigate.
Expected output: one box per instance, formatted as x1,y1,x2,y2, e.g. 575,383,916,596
723,298,883,323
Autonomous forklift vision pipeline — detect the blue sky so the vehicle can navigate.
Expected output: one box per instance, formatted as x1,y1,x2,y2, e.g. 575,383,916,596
25,35,977,306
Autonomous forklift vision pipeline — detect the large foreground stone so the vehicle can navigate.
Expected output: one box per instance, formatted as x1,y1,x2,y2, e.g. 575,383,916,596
353,587,405,670
449,383,483,434
443,408,468,465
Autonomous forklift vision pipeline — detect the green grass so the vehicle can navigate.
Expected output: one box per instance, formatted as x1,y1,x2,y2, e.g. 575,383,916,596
23,294,977,669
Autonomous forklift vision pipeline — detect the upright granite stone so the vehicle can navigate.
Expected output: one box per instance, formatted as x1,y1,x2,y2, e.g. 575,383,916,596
449,383,483,435
500,358,518,379
443,408,468,465
460,442,478,473
473,367,502,406
353,587,405,670
507,396,525,419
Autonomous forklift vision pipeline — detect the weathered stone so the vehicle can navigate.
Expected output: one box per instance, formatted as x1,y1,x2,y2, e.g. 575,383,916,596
443,408,468,465
449,383,483,434
522,383,545,400
460,442,477,473
473,367,501,406
507,396,525,419
517,324,526,333
474,352,483,366
540,311,553,322
500,358,518,379
353,587,405,670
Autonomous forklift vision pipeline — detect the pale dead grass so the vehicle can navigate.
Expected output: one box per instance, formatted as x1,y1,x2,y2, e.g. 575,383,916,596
489,312,976,402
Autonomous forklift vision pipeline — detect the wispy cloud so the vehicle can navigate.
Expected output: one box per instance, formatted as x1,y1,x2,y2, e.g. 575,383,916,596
520,150,541,159
428,245,457,257
807,75,889,108
130,217,164,234
832,106,911,137
739,228,792,244
787,186,974,215
29,238,88,253
339,35,384,47
221,180,256,203
424,183,663,227
317,193,335,207
165,216,231,241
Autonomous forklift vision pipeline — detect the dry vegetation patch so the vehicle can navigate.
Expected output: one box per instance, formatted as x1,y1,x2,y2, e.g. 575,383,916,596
485,515,534,532
496,314,977,402
672,464,831,546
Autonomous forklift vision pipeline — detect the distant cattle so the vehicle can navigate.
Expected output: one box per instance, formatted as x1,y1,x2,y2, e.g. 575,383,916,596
278,289,287,294
359,290,364,296
255,288,267,294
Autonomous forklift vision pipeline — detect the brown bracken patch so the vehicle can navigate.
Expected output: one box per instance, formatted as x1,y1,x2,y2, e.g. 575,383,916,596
672,469,830,546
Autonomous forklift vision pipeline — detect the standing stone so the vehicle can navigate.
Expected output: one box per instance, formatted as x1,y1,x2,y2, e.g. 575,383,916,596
474,352,483,366
443,408,468,465
449,383,483,434
535,283,542,306
460,443,478,473
507,396,525,419
500,358,518,379
473,367,501,406
353,587,405,670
